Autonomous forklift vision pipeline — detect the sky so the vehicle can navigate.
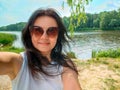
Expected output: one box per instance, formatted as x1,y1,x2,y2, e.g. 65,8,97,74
0,0,120,27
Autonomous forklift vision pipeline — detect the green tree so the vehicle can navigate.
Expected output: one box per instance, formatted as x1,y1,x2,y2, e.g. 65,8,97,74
100,12,111,30
86,13,93,28
100,10,120,30
93,14,100,28
62,16,70,31
0,22,26,31
63,0,92,35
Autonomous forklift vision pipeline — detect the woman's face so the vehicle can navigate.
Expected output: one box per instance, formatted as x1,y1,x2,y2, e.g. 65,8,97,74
30,16,58,56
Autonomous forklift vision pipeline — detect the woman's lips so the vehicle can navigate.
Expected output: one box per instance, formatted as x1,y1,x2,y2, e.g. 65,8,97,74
38,42,50,45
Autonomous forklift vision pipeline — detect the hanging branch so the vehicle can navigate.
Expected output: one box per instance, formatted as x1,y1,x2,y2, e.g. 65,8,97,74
63,0,92,36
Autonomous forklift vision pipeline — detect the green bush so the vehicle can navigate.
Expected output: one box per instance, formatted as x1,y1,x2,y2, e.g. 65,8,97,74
92,50,96,58
67,51,77,58
92,48,120,58
0,46,24,53
0,33,16,46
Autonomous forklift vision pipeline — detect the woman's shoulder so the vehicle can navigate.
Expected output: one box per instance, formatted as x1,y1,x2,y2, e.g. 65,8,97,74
62,66,77,77
62,58,78,78
11,52,24,80
62,64,82,90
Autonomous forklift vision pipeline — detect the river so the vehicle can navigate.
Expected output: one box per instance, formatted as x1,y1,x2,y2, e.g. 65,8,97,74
0,30,120,60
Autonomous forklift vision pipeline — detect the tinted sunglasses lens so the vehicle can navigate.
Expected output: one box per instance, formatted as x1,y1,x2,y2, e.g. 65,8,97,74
30,26,43,37
47,27,58,37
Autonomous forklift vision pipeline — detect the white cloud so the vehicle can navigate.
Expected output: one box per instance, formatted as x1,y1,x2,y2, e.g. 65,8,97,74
56,6,70,17
100,0,120,11
110,0,120,10
85,0,120,13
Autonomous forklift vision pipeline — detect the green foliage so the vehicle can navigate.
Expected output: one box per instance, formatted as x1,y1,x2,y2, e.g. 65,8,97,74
62,8,120,32
92,50,96,58
63,0,92,33
0,46,24,53
100,10,120,30
0,33,16,46
62,16,70,31
0,33,24,53
0,22,26,31
67,51,77,58
1,8,120,32
92,49,120,58
113,64,119,69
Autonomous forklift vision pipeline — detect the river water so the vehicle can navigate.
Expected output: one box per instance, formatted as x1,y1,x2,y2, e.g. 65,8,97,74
0,30,120,60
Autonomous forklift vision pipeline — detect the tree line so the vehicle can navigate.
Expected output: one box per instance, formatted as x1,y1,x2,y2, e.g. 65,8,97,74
0,22,26,31
63,8,120,31
0,8,120,32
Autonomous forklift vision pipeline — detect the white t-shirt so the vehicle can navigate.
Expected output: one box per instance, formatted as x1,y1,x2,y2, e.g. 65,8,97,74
12,52,63,90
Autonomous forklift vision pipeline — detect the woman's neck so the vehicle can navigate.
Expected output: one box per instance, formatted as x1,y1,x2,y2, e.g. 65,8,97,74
41,52,51,61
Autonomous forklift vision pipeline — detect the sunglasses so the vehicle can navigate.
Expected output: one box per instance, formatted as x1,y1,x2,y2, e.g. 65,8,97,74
29,26,59,38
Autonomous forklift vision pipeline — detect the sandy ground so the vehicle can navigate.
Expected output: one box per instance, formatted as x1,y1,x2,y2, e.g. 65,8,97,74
78,64,120,90
0,59,120,90
0,75,11,90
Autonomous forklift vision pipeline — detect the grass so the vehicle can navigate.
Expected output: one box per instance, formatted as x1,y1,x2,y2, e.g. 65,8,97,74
67,51,77,59
92,48,120,58
0,46,24,53
0,33,24,53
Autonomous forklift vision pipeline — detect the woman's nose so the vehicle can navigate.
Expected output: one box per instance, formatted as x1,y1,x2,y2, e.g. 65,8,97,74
40,31,49,39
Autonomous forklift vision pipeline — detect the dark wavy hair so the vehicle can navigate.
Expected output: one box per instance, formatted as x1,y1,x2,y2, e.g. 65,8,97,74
22,8,78,77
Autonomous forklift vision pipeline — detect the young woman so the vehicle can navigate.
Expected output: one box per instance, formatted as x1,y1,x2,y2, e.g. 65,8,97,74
0,8,82,90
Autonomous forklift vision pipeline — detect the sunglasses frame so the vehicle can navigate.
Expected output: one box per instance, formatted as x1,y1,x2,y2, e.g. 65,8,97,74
29,26,59,38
